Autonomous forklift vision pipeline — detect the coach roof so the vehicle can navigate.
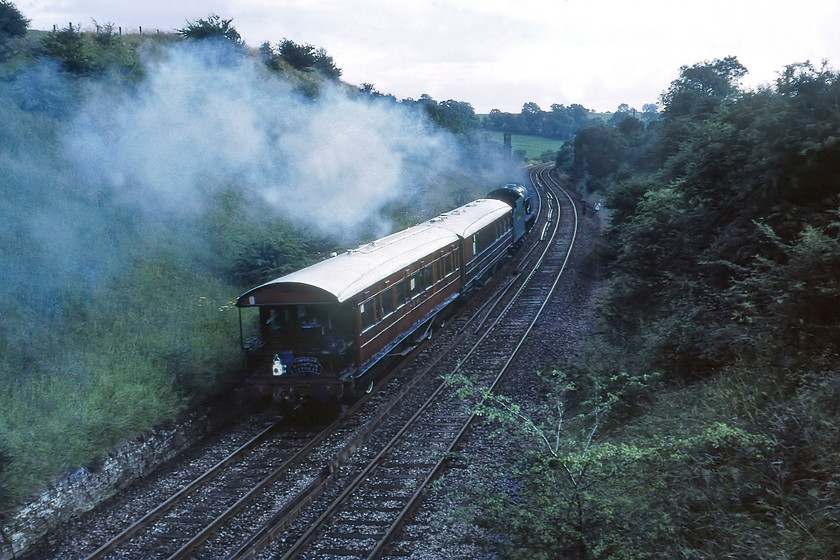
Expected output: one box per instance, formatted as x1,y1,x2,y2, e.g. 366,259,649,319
236,198,511,306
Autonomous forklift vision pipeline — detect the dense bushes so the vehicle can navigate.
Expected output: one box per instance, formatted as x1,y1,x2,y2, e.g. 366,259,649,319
454,57,840,557
576,58,840,380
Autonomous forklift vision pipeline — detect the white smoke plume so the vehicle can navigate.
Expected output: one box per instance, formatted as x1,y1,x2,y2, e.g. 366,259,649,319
66,42,463,237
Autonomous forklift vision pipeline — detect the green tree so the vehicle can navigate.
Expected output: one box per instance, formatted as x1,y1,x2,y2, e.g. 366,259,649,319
278,38,316,70
0,0,28,44
177,14,242,45
485,108,518,132
231,223,311,285
520,101,543,134
259,40,280,70
572,123,625,182
43,23,92,74
312,46,341,79
542,104,576,139
92,20,120,48
661,55,747,119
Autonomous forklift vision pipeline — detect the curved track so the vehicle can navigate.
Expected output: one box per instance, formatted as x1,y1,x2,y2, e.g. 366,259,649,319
259,165,579,560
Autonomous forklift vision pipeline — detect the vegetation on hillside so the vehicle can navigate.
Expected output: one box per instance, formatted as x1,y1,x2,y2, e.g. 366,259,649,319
6,2,836,555
453,57,840,557
0,5,520,512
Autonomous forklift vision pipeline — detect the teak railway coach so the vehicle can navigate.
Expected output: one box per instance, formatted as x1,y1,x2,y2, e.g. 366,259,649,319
236,183,535,403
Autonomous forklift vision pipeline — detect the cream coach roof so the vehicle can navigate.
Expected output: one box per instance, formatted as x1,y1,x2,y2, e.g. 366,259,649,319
236,198,512,306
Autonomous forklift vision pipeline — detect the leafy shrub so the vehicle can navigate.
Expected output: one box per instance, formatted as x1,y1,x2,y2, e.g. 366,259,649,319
177,14,242,45
726,215,840,360
449,371,771,559
0,0,27,45
232,227,309,285
42,24,92,74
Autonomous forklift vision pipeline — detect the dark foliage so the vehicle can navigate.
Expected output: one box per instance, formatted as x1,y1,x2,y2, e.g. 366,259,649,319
402,94,481,134
0,0,27,45
481,56,840,558
278,38,315,70
266,38,341,79
571,57,840,378
257,39,341,80
177,14,243,45
43,24,92,74
661,56,747,119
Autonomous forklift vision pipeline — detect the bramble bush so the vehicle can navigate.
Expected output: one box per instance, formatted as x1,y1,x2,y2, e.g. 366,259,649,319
447,369,773,559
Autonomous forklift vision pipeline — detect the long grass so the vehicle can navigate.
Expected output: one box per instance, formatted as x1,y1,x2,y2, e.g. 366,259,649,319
0,248,240,503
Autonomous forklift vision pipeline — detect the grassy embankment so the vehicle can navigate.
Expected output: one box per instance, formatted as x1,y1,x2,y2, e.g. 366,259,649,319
0,27,510,512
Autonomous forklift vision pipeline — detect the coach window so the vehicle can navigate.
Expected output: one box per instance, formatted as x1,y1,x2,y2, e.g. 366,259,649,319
423,265,433,290
382,287,394,317
360,300,375,331
409,271,422,298
395,279,408,308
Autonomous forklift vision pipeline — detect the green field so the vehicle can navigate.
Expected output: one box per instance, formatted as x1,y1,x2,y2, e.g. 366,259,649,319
482,131,567,161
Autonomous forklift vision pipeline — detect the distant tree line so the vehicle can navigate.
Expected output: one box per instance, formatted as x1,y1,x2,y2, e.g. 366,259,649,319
356,85,482,136
486,102,593,139
405,94,481,134
485,101,660,141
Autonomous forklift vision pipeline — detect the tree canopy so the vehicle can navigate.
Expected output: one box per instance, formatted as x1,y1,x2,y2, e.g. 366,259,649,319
258,38,341,79
660,55,747,119
0,0,28,44
177,14,243,44
486,102,595,139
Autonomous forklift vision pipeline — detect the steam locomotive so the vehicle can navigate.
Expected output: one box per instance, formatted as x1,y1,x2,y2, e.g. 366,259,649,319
235,183,535,404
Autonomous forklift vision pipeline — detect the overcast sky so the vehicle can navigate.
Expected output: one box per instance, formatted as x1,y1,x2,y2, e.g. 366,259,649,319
17,0,840,113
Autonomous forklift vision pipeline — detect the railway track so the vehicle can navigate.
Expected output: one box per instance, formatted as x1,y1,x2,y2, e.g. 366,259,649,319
34,165,578,560
244,165,578,560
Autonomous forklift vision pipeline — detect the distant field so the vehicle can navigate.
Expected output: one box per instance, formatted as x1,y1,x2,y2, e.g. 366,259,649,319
482,131,567,160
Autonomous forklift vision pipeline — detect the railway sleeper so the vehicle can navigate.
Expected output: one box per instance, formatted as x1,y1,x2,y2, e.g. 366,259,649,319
326,529,382,540
316,547,375,557
150,532,185,540
380,461,439,472
372,470,423,479
367,477,417,488
331,519,394,529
